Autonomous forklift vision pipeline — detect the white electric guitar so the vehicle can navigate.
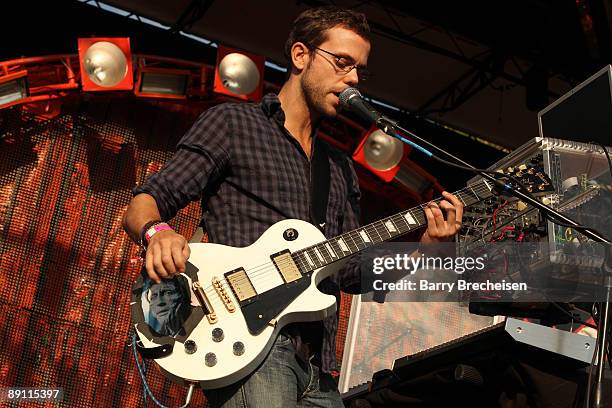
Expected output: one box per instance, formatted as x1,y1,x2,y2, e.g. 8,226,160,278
130,171,550,389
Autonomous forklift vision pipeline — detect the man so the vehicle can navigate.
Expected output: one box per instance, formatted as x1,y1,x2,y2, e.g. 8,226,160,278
122,6,463,407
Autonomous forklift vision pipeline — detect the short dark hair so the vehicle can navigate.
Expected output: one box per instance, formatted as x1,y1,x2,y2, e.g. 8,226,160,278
284,6,371,65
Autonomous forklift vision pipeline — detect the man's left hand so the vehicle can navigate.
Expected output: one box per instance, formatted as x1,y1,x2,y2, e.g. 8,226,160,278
420,191,464,244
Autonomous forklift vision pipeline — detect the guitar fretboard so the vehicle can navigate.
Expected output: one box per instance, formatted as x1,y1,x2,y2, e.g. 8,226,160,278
292,180,493,272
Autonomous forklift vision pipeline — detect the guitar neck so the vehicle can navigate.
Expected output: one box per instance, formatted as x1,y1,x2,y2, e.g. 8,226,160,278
292,180,494,271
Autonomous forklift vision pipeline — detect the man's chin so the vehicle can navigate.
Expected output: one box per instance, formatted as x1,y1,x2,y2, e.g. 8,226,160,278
319,104,339,119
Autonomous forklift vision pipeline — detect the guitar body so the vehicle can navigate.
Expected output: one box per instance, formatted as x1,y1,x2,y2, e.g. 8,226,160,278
132,219,345,389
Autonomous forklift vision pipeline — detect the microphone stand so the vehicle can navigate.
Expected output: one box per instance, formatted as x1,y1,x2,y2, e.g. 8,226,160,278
375,116,612,407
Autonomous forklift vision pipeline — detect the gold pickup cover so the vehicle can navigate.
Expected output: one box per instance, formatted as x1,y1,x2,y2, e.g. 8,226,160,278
271,251,302,283
226,269,257,302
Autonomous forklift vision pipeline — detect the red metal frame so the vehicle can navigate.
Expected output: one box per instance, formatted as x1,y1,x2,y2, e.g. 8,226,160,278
0,55,79,109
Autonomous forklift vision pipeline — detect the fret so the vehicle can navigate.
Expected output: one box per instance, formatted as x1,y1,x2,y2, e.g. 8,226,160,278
384,219,397,234
375,220,392,239
483,180,493,192
365,224,383,243
298,252,310,270
468,184,480,200
344,232,360,252
324,242,337,259
359,229,371,243
304,251,315,267
323,243,336,262
457,193,467,206
313,247,325,263
293,252,307,273
309,248,323,268
330,240,344,257
393,214,410,233
414,209,426,225
403,211,417,225
337,238,349,253
389,217,403,234
353,231,369,250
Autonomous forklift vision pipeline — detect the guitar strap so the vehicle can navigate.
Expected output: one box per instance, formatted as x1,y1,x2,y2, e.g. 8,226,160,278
189,138,331,242
309,138,330,233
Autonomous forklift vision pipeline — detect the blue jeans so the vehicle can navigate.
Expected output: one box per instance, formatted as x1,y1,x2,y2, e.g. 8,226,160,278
205,333,344,408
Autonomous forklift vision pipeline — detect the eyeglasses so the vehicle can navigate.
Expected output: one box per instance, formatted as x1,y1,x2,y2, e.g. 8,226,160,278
312,47,371,81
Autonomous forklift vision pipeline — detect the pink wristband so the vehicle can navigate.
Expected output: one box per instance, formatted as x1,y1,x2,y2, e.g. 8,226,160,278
144,222,173,244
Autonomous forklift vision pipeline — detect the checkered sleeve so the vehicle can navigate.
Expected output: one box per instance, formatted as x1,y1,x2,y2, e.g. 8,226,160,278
333,157,364,294
133,104,231,221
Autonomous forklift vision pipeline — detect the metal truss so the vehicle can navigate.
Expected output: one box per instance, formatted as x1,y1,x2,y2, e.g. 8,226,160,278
299,0,561,111
169,0,215,34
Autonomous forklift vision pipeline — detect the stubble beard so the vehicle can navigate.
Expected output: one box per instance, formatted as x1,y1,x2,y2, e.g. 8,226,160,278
300,65,336,119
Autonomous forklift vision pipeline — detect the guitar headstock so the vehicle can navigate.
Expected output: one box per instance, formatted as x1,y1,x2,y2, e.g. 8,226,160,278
499,157,555,196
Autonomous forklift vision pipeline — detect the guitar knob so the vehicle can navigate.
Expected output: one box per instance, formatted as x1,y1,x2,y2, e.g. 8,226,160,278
233,341,245,356
283,228,299,241
205,352,217,367
184,340,197,355
212,328,224,342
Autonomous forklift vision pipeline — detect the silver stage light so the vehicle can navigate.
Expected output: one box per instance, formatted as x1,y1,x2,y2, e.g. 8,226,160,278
82,41,129,87
363,129,404,171
218,53,260,95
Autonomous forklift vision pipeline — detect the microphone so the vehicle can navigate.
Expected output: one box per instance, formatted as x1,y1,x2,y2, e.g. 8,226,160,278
338,87,381,123
338,87,397,132
339,87,433,156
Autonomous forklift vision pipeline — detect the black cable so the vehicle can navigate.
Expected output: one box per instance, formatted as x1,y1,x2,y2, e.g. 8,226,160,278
431,153,610,241
550,302,597,329
593,143,612,178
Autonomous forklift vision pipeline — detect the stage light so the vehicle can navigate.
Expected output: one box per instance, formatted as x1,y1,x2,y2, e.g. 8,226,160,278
213,46,264,100
78,38,133,91
0,70,29,109
352,128,407,182
135,67,190,99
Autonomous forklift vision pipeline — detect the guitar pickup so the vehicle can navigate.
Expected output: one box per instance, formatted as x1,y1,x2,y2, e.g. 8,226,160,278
271,250,302,283
192,281,217,324
225,268,257,306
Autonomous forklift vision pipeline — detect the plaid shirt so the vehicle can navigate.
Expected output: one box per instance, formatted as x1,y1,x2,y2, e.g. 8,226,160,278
134,93,362,373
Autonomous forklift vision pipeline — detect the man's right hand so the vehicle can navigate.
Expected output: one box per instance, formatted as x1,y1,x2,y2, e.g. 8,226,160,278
145,229,191,283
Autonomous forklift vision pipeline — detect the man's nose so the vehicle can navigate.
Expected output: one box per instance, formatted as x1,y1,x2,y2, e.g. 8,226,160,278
344,67,359,87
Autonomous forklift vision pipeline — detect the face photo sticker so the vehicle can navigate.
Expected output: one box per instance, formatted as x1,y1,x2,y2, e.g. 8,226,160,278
142,276,192,337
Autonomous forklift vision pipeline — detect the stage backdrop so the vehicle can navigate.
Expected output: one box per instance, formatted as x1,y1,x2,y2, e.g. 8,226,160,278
0,94,362,407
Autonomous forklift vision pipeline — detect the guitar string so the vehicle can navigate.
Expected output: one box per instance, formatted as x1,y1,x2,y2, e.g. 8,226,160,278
195,184,491,308
194,184,490,300
195,183,491,302
207,183,490,288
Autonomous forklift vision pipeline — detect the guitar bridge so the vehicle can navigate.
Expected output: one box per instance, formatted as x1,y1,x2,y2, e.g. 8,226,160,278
192,282,217,324
212,276,236,313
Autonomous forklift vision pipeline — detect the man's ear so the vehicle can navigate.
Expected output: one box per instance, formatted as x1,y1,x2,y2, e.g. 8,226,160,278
290,42,310,71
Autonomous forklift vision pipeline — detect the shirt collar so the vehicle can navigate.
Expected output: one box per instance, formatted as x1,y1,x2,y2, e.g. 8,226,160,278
261,93,285,123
